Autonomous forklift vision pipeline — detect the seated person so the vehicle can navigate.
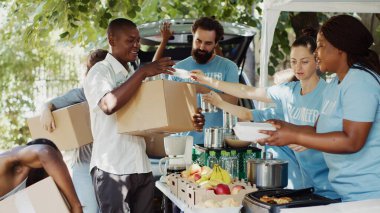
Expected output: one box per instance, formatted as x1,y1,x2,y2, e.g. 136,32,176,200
0,138,82,213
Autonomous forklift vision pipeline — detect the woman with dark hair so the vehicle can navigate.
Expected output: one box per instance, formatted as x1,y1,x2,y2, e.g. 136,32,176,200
191,28,339,199
0,139,82,212
259,15,380,201
40,49,108,213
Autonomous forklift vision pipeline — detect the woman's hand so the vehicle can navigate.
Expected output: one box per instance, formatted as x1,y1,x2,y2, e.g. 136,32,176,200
190,70,212,85
257,120,300,146
160,22,174,42
202,91,224,108
40,104,56,132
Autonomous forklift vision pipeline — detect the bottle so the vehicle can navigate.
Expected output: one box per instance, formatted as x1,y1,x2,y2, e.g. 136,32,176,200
223,151,233,177
243,149,256,180
230,150,239,179
207,151,219,168
220,150,226,170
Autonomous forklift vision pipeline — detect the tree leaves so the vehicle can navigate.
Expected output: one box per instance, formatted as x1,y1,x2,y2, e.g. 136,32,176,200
0,0,303,148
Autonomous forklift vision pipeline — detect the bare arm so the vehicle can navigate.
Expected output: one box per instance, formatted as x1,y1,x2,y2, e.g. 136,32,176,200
259,119,371,154
202,91,251,121
152,22,173,62
40,103,56,132
98,57,175,115
195,84,238,105
191,70,272,103
40,88,86,132
14,145,82,212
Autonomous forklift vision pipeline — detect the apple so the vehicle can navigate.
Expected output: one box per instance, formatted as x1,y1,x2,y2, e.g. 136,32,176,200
231,185,245,195
194,173,201,181
213,183,231,195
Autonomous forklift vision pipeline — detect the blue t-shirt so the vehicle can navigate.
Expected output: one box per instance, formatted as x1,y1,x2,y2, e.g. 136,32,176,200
170,55,239,144
317,66,380,201
252,79,339,199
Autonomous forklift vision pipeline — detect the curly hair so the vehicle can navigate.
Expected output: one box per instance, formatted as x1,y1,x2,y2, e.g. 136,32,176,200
192,17,224,43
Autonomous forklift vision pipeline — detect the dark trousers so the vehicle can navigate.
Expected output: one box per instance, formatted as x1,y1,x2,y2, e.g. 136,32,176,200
91,167,154,213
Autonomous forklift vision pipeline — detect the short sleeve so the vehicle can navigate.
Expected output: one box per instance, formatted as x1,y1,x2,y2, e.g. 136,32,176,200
224,62,239,83
83,64,114,111
267,83,285,102
252,107,284,122
342,72,379,122
50,88,86,109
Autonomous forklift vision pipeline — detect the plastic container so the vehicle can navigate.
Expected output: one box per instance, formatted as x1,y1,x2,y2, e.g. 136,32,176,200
230,150,239,179
207,151,219,168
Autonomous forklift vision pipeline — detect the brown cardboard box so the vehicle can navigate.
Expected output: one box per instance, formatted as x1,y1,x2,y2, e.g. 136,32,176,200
0,177,70,213
175,177,257,207
116,80,197,136
27,102,93,151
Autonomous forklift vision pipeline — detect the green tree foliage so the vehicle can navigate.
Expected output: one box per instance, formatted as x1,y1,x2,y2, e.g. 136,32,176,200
2,0,332,149
0,1,82,149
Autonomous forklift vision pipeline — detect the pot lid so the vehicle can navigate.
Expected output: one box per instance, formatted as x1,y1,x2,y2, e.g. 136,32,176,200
247,158,288,165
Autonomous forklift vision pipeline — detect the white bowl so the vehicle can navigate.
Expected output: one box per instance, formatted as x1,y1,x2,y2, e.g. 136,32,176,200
224,135,252,148
233,122,276,142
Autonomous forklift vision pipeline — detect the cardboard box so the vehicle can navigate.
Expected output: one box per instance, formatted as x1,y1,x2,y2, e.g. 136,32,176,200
144,133,169,158
166,173,182,196
116,80,197,136
0,177,70,213
27,102,93,151
175,177,257,207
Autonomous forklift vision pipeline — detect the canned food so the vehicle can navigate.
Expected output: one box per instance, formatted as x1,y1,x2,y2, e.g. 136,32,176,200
200,94,218,113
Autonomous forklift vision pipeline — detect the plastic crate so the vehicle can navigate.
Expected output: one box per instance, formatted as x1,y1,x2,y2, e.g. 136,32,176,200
193,145,261,179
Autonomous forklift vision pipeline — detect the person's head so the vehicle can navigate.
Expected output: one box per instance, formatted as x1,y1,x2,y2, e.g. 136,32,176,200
25,139,60,187
290,28,319,82
316,14,380,74
191,17,224,64
107,18,140,64
86,49,108,75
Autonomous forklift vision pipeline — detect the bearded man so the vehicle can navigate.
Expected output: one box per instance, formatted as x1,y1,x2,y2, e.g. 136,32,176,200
170,17,239,144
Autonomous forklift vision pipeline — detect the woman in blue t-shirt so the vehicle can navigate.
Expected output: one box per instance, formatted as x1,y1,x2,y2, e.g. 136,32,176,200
258,15,380,202
191,29,339,199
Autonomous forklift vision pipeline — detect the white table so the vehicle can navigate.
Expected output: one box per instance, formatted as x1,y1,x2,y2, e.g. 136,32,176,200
155,181,192,213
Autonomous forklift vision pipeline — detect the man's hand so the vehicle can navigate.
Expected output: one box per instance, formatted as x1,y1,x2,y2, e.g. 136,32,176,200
160,22,174,42
257,120,300,146
193,108,205,132
138,57,175,78
202,91,224,108
40,103,56,132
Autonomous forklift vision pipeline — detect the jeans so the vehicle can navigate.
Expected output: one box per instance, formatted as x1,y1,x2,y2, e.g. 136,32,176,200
72,163,99,213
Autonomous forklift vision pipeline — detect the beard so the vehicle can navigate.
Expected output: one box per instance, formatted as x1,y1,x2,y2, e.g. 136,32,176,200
191,48,214,64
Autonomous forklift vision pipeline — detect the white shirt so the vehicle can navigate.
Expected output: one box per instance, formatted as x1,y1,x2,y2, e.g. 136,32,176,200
83,53,151,174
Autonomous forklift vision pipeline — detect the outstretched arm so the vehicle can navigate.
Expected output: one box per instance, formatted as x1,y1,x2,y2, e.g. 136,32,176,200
191,70,272,103
258,119,371,154
6,145,82,212
152,22,173,62
202,91,252,121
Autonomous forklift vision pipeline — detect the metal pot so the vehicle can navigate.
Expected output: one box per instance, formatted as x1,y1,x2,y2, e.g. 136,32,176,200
204,127,225,148
246,154,288,189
